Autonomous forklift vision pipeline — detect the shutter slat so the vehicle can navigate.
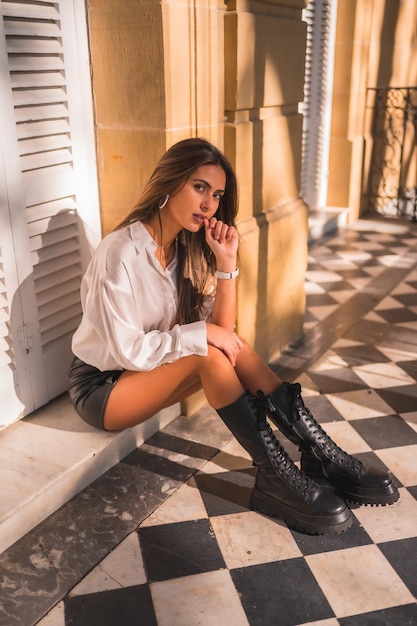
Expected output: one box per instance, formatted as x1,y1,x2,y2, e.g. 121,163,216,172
1,2,60,20
3,18,61,38
19,134,72,157
23,163,75,207
21,147,73,172
16,118,70,140
32,252,81,280
34,264,82,295
13,86,68,107
39,291,81,322
40,315,81,347
36,277,81,307
26,198,77,224
8,55,64,71
28,212,78,237
31,238,80,265
14,103,69,123
11,71,66,88
6,37,63,54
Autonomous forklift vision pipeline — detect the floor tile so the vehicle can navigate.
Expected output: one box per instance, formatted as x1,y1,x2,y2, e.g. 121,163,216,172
309,304,340,321
378,536,417,597
309,349,352,371
210,511,301,568
231,558,335,626
403,411,417,434
35,602,65,626
308,368,369,394
397,359,417,379
138,519,226,582
326,389,395,420
151,570,249,626
352,488,417,543
338,603,417,625
306,293,339,307
374,385,417,414
317,420,372,455
297,618,340,626
69,532,146,595
376,444,417,486
194,469,254,516
377,308,417,324
305,544,415,618
301,393,345,423
332,344,391,367
344,319,389,345
377,345,417,362
327,288,356,303
352,362,416,388
350,414,417,449
64,584,157,626
375,295,405,310
140,482,208,527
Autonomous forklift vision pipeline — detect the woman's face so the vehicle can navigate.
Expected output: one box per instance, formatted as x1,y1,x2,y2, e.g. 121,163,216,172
165,164,226,233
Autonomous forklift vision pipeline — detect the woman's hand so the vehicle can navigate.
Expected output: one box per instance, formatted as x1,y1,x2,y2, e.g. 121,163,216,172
206,322,243,366
204,217,238,270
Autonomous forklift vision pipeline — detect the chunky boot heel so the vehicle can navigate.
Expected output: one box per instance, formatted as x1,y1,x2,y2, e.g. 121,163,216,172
264,383,399,507
216,393,352,535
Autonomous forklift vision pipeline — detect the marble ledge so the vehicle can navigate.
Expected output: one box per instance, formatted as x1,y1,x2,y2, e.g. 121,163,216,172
0,395,181,555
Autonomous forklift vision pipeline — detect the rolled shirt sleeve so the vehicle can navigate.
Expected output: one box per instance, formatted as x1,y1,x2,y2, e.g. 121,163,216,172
72,222,211,372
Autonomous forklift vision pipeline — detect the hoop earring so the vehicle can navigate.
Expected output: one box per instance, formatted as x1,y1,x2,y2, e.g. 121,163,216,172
159,194,169,210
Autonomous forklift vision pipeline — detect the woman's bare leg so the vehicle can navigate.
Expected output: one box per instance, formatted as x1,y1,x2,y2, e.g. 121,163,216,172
234,339,282,395
104,346,244,430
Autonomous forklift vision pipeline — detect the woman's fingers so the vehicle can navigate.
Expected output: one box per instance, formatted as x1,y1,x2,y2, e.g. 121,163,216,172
205,218,236,243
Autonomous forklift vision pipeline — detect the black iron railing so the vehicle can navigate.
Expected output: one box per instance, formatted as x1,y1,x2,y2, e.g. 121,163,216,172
364,87,417,221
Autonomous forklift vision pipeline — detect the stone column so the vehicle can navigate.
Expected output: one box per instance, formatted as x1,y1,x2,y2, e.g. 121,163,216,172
224,0,308,361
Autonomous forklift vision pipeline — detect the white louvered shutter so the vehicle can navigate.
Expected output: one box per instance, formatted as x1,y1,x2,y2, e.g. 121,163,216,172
300,0,338,211
0,0,100,427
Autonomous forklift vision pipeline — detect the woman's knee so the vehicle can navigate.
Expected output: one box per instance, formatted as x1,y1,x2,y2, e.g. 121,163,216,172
204,345,234,369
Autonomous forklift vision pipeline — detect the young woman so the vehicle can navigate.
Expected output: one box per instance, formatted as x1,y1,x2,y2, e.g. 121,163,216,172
68,138,398,535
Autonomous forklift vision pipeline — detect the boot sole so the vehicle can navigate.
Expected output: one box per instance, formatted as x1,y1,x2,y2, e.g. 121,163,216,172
338,484,400,507
250,487,353,535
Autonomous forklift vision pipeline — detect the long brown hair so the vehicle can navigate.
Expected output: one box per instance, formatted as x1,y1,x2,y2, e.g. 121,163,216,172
116,138,239,323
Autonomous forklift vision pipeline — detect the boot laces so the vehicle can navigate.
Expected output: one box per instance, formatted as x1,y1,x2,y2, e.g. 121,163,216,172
291,385,364,475
252,394,312,497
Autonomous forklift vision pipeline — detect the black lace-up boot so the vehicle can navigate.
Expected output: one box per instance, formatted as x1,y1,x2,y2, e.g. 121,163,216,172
263,383,399,506
216,392,352,534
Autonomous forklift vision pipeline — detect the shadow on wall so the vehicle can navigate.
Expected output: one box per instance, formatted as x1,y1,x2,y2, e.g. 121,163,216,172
8,209,93,427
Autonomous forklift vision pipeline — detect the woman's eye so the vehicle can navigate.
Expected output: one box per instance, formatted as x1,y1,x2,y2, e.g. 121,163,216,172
194,183,205,192
214,193,223,201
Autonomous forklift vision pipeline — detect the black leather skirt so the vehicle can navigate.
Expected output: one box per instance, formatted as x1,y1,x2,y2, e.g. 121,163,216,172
67,356,124,430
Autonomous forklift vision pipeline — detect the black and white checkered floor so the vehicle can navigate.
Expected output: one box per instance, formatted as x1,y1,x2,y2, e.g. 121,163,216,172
4,218,417,625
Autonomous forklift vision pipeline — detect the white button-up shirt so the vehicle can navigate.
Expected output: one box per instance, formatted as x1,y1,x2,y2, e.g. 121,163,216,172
72,221,213,371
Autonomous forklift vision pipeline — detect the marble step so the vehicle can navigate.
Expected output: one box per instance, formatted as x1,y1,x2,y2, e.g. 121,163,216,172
0,395,180,554
308,207,349,243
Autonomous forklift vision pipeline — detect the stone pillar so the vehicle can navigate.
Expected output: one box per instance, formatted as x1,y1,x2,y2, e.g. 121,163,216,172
87,1,170,233
224,0,308,361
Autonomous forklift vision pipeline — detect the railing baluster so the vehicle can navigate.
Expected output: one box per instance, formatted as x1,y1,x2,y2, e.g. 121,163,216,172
364,87,417,219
